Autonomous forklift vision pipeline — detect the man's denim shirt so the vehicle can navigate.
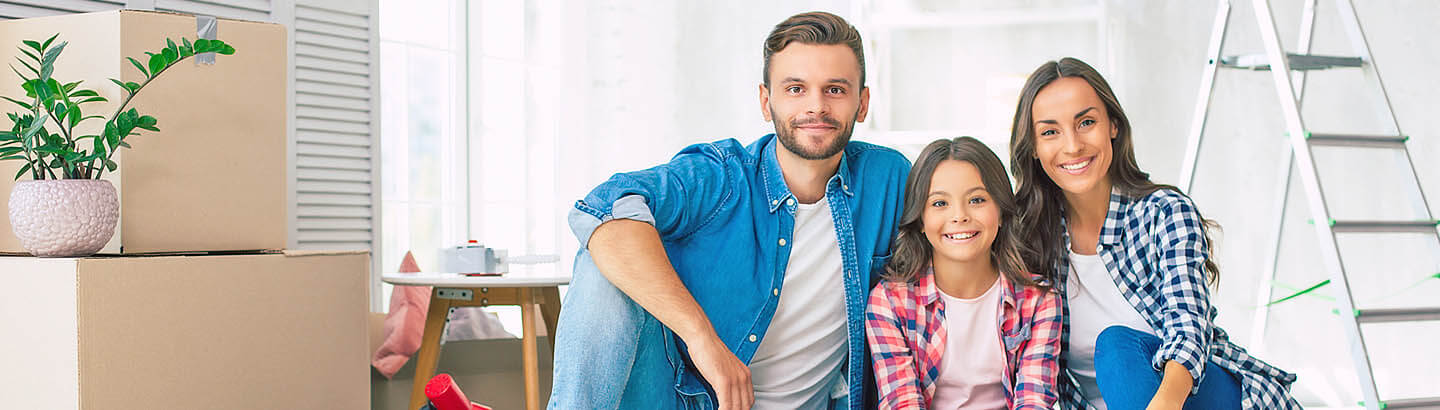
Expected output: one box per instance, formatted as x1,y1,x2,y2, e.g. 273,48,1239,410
568,134,909,408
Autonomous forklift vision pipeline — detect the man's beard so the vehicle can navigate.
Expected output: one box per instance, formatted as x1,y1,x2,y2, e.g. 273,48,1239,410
773,109,856,160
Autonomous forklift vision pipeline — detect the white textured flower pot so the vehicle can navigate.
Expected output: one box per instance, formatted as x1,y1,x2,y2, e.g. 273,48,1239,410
7,179,119,257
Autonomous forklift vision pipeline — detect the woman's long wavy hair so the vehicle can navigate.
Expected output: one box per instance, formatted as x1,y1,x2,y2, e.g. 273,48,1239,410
1008,57,1220,286
883,137,1040,288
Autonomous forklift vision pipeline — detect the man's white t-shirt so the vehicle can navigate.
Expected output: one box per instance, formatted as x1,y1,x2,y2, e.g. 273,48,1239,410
1063,250,1157,410
748,199,849,409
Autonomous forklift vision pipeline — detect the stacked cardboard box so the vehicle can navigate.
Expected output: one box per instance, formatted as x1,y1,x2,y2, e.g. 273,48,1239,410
0,10,370,410
0,10,286,255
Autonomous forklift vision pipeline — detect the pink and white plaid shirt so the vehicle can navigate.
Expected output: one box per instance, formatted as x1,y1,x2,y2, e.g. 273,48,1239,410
866,269,1063,410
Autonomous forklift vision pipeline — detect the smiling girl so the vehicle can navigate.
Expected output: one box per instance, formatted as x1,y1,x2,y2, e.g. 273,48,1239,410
1008,57,1299,409
867,137,1062,410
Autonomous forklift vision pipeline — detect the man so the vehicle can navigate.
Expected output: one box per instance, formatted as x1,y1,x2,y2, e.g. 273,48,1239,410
549,11,909,410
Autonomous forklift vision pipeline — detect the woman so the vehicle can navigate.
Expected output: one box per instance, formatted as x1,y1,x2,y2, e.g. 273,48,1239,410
867,137,1062,409
1008,57,1299,409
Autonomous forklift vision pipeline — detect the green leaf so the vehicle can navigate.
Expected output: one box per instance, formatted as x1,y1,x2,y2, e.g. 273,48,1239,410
117,112,132,130
104,159,117,171
182,38,192,49
19,47,40,64
62,81,80,93
162,47,177,65
21,79,37,97
127,57,148,78
66,105,81,129
17,59,38,77
194,38,211,53
70,89,97,98
138,115,157,127
125,82,140,93
117,141,130,149
33,81,52,103
147,53,165,76
0,154,26,161
40,34,57,51
219,44,236,55
166,38,176,51
15,162,31,180
39,41,66,67
103,123,118,146
2,96,32,110
0,146,22,155
22,40,42,53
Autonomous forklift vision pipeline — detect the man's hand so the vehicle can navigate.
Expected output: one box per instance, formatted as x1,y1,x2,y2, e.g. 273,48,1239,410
687,335,753,410
589,219,752,408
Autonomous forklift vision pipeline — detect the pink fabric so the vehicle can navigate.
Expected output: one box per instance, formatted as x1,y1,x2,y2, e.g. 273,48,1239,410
371,251,432,379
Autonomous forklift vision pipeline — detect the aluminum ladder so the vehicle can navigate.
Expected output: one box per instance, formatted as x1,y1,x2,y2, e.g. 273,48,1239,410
1178,0,1440,409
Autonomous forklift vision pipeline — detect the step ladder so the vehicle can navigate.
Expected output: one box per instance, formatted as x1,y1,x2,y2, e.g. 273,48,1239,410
1178,1,1440,409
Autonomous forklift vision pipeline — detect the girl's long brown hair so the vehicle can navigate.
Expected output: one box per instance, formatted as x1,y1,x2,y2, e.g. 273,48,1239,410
883,137,1039,288
1008,57,1220,286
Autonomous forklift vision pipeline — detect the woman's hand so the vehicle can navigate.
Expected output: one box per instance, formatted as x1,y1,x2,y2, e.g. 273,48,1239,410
1146,360,1194,410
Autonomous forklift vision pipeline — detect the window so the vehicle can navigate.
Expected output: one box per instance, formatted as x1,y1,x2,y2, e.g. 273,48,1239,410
378,0,466,307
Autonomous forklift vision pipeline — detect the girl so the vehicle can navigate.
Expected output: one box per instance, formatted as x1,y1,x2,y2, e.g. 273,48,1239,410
867,137,1062,410
1007,57,1299,409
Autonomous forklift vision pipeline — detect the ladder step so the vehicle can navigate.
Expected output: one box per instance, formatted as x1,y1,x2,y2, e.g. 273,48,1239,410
1384,396,1440,409
1356,307,1440,324
1307,133,1408,149
1330,220,1440,234
1219,53,1363,71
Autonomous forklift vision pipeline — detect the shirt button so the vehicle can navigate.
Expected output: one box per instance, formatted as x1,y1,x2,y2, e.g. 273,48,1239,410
843,184,849,191
773,288,779,296
786,198,795,206
778,238,787,246
771,199,778,206
749,334,758,342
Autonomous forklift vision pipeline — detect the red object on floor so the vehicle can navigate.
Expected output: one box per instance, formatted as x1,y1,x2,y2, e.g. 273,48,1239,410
424,373,493,410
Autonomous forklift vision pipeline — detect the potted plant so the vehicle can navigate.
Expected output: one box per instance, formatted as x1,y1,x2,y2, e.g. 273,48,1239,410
0,34,234,257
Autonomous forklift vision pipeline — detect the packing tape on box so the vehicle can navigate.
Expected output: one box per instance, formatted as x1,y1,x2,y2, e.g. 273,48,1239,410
196,15,217,65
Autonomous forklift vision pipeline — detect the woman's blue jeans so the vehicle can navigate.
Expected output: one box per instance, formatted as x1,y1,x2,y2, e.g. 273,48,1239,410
1094,326,1243,410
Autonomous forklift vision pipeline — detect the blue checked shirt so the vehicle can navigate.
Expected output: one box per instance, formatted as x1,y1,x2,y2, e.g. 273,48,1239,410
1054,188,1300,410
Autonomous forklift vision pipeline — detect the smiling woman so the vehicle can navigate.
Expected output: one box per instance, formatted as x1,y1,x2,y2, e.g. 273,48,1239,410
1008,57,1300,410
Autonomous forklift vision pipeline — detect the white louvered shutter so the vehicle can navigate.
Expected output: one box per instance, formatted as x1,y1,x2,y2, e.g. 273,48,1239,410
153,0,269,21
287,1,377,257
0,1,124,19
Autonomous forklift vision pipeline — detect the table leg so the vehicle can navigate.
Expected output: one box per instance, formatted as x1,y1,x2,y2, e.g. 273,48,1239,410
539,286,561,353
521,288,541,410
410,289,453,410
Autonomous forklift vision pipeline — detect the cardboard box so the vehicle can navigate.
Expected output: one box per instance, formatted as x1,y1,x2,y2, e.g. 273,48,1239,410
0,10,287,254
0,251,370,410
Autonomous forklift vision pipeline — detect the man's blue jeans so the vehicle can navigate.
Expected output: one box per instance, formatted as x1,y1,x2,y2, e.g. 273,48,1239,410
1094,326,1242,410
547,251,701,409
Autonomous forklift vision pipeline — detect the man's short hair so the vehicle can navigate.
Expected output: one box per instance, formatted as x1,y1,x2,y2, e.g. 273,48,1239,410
762,11,866,88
